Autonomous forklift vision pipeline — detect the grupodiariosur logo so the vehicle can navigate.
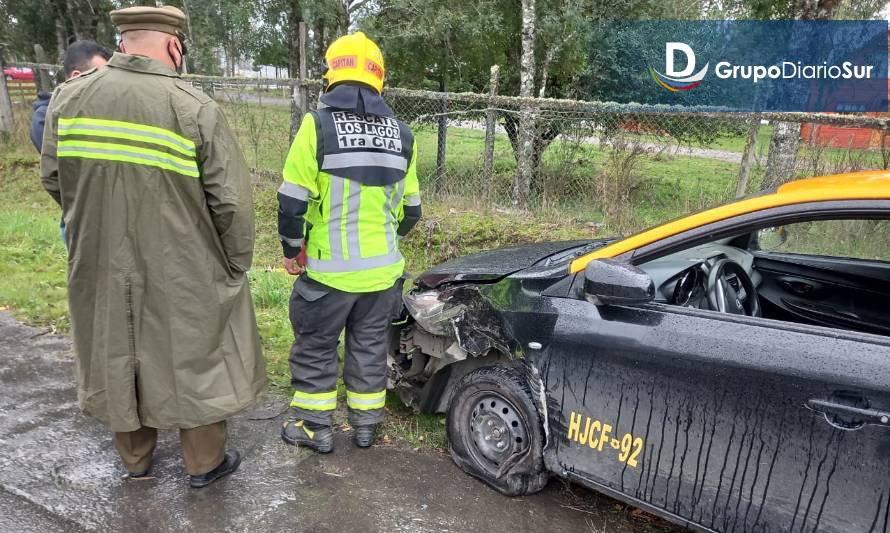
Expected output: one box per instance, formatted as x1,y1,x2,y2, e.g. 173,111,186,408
649,42,709,92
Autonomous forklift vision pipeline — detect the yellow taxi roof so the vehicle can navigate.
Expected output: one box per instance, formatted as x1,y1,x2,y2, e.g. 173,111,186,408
569,171,890,274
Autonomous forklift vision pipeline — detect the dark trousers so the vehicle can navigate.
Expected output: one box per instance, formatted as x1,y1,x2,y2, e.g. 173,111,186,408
288,275,401,426
113,421,227,476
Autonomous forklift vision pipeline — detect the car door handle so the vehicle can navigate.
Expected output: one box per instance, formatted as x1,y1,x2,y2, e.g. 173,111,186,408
807,399,890,427
781,279,814,295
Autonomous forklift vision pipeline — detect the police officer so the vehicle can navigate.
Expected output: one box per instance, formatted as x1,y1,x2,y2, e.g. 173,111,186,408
279,32,421,452
40,5,265,488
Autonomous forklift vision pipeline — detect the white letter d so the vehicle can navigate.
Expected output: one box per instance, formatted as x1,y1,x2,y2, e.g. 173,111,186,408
666,42,696,78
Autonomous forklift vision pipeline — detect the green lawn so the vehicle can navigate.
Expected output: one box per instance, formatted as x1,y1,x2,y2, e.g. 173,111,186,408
0,158,71,331
624,123,774,153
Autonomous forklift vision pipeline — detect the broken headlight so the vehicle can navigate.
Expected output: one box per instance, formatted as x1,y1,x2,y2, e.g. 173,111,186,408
403,290,464,337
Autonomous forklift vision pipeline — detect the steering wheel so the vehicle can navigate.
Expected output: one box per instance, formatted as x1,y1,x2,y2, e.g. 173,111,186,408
706,258,761,317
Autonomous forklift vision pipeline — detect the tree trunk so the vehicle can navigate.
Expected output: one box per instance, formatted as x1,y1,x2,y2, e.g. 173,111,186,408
313,19,326,77
735,114,761,197
762,121,800,190
336,1,350,35
66,0,100,40
762,0,839,190
52,0,71,57
504,114,560,199
513,0,536,209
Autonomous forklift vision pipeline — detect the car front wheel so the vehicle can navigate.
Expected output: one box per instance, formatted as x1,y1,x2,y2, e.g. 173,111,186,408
447,365,549,496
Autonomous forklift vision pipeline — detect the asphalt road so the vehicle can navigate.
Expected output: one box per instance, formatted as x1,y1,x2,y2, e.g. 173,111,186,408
0,312,674,532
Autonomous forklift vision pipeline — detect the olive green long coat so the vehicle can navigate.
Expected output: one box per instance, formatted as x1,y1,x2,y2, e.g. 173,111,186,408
40,53,266,432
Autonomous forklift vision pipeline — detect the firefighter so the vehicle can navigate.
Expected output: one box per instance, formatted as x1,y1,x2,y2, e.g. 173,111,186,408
278,32,421,452
40,5,266,488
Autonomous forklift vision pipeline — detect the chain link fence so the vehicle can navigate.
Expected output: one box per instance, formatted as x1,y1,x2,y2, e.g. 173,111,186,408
6,60,890,234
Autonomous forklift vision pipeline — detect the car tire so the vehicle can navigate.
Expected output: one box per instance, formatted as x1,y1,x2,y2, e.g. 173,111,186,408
447,364,549,496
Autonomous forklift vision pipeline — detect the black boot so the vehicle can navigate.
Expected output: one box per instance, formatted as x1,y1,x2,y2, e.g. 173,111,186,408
189,450,241,488
126,468,151,479
354,424,378,448
281,419,334,453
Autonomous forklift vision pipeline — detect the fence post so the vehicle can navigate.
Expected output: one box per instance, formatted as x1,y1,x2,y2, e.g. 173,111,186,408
33,44,53,92
289,21,308,142
482,65,500,201
299,21,308,114
434,95,447,193
0,45,13,136
735,113,761,198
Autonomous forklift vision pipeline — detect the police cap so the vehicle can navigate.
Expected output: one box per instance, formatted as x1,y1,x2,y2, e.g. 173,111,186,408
110,5,186,38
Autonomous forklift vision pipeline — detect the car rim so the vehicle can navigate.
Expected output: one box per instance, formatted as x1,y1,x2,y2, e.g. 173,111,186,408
467,391,529,470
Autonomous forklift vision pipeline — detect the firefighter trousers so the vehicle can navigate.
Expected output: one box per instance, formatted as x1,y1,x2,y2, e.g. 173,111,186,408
288,274,402,426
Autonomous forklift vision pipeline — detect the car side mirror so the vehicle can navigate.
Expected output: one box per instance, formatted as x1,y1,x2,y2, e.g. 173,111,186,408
584,259,655,306
756,226,788,251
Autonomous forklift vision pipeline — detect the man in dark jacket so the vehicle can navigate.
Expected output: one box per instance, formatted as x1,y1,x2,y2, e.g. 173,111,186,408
32,40,111,243
30,40,111,152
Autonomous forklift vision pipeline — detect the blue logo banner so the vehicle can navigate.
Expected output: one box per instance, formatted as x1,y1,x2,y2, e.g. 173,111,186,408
591,21,888,112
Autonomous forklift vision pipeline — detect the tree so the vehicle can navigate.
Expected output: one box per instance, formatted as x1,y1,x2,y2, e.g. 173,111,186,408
249,0,289,74
513,0,536,207
178,0,222,75
758,0,840,190
332,0,370,33
0,0,117,62
359,0,504,92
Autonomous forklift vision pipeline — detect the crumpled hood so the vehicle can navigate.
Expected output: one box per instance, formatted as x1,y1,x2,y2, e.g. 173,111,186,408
416,240,598,289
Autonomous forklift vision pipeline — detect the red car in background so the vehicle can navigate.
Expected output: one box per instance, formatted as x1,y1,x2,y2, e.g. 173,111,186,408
3,67,37,103
3,67,34,81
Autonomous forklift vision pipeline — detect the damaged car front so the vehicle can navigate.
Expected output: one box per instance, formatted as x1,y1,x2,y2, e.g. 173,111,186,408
390,239,610,412
389,239,612,494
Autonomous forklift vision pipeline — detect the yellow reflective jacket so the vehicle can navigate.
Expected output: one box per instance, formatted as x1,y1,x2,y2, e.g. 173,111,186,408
281,111,420,293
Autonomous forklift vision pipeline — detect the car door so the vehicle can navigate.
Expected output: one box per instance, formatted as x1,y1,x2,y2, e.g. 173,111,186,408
541,291,890,532
750,219,890,337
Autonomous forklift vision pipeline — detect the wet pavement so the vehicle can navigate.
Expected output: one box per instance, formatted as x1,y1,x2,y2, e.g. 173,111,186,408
0,312,656,532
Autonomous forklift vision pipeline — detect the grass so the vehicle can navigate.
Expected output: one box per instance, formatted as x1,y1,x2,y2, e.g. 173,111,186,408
0,156,70,332
624,123,774,153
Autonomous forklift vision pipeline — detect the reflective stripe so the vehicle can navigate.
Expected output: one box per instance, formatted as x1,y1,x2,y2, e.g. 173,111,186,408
58,117,195,156
307,251,402,273
346,390,386,410
345,179,362,260
404,193,420,207
328,177,345,261
278,181,310,201
291,390,337,411
57,140,199,178
394,179,406,207
322,152,408,172
382,184,395,254
280,234,302,247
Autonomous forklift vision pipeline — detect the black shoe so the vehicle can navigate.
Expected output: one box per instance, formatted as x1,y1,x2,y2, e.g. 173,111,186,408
124,467,152,480
354,424,378,448
281,419,334,453
189,450,241,489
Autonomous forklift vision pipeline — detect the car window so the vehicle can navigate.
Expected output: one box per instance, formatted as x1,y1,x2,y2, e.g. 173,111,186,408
755,219,890,262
